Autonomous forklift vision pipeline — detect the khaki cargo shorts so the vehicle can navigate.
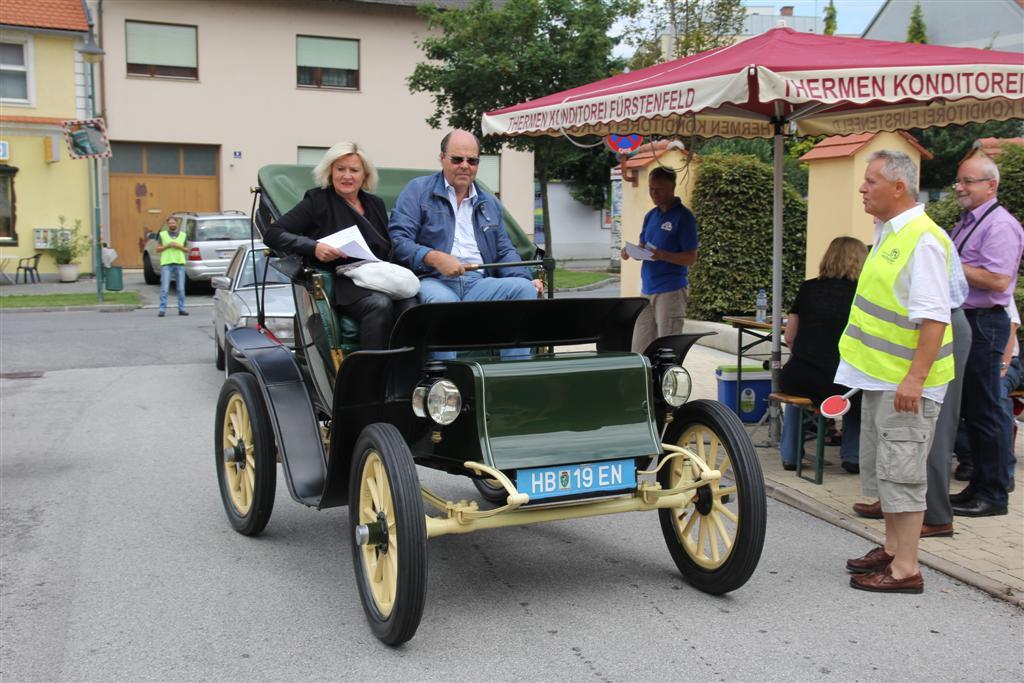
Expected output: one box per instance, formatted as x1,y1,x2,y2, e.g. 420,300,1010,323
859,390,939,514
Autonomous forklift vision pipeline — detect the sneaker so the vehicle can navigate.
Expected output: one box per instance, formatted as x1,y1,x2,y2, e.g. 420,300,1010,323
158,310,166,317
178,310,189,316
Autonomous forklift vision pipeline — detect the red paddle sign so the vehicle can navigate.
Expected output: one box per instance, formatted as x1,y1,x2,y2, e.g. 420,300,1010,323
820,388,860,418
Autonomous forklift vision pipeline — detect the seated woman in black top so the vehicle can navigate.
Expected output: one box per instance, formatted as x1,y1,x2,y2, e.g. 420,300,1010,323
780,236,868,472
263,142,415,350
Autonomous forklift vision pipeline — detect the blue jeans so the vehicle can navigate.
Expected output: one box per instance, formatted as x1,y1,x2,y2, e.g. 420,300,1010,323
1001,357,1023,480
419,271,536,360
780,402,860,466
962,310,1011,506
160,264,186,313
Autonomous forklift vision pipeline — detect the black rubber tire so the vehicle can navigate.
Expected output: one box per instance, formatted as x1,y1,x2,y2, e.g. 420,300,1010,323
472,477,507,505
214,372,276,536
215,334,226,371
142,253,159,285
349,423,427,646
658,399,766,595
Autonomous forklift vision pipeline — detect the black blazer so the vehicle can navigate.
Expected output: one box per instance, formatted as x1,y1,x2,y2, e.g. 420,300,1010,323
264,187,393,306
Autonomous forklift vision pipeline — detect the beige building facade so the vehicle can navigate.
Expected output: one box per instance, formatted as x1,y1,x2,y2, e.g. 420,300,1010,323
92,0,533,267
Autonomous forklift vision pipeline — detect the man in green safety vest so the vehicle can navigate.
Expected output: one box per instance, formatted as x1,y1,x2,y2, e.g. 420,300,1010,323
157,216,189,317
838,150,953,595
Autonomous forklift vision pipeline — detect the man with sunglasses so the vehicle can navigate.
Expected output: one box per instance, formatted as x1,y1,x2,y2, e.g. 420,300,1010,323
948,153,1023,518
389,130,542,337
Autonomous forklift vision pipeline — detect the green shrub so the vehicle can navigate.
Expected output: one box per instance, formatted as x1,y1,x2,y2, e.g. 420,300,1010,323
924,193,960,232
688,154,807,321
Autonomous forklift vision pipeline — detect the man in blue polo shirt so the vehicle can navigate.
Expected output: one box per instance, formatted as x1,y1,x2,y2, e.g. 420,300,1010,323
621,167,699,352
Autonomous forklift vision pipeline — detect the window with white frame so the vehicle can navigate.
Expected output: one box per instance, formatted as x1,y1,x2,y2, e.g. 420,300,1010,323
297,36,359,90
0,38,32,103
0,165,18,245
125,21,198,79
477,155,500,193
297,146,328,165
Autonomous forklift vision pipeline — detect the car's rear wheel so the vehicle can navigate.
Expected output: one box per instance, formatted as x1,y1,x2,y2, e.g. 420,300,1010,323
214,372,276,536
142,253,158,285
349,423,426,646
658,399,766,595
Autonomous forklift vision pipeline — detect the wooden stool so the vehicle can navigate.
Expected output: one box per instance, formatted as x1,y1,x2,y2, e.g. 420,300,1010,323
768,392,827,485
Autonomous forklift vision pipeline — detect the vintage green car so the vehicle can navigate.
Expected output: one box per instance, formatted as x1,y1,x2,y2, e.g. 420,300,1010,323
214,165,767,646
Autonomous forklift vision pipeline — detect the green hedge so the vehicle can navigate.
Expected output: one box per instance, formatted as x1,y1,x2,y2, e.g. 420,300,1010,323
688,154,807,321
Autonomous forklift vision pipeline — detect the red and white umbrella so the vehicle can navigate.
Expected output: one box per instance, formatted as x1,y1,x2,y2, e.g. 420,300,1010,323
483,27,1023,435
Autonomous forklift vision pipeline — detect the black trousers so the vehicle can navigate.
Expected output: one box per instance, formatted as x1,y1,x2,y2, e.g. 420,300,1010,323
337,292,416,350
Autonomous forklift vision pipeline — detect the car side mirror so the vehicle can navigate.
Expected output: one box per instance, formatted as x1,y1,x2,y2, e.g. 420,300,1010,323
147,232,158,241
211,276,231,290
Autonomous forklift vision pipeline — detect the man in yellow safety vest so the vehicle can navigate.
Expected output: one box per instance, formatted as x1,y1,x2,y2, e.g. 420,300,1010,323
838,150,953,595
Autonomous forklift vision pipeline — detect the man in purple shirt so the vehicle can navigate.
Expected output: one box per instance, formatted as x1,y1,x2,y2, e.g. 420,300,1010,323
948,154,1024,517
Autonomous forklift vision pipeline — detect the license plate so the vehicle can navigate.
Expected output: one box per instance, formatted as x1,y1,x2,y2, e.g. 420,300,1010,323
517,458,636,502
217,250,235,258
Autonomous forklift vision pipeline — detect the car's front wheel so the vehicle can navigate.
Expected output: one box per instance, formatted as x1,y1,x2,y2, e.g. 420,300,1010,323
349,423,426,646
142,253,158,285
658,399,766,595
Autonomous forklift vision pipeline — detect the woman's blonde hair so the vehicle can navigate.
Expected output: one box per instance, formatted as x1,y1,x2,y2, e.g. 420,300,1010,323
819,236,868,281
312,141,378,192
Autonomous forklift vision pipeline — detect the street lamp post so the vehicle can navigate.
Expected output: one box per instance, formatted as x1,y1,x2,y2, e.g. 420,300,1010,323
79,22,105,302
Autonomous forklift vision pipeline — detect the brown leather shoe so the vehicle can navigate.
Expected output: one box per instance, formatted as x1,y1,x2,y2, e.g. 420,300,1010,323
850,566,923,594
846,546,893,574
920,522,954,538
852,499,882,519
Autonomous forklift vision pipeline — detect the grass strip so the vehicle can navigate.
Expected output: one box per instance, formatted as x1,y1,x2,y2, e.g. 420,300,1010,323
553,269,615,290
0,292,143,308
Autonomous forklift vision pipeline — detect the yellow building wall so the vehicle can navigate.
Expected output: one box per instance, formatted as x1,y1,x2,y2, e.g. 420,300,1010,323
803,131,923,279
0,33,93,274
32,35,80,117
619,150,698,298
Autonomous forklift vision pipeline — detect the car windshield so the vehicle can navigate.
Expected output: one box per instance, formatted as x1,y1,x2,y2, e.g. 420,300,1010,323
193,218,252,242
237,250,291,288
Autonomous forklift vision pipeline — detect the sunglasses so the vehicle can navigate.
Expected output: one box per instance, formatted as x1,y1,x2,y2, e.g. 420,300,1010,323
445,154,480,166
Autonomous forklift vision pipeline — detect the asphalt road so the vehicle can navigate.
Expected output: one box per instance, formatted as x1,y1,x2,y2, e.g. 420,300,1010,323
1,308,1022,681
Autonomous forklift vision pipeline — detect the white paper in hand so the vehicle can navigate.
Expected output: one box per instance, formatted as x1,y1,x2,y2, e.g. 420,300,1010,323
624,242,654,261
317,226,381,262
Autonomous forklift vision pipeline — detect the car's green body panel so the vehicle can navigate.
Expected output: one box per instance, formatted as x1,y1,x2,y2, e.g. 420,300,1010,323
409,352,662,472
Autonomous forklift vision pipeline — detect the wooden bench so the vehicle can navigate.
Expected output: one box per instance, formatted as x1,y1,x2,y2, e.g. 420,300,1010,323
768,392,827,485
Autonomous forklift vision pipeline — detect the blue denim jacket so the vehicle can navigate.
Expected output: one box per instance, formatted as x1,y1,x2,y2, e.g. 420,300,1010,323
388,172,531,280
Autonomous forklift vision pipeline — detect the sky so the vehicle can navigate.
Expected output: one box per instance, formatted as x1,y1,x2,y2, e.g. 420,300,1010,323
742,0,887,35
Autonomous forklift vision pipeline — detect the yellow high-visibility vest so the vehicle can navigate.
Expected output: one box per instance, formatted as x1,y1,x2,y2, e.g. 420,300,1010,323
159,230,187,266
838,213,954,387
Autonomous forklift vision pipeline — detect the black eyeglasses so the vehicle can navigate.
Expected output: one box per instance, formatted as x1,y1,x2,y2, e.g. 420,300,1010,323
952,176,993,188
445,154,480,166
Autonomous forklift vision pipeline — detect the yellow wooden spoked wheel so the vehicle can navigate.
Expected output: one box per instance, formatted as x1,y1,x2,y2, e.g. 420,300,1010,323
658,399,766,595
357,451,399,617
214,372,276,536
349,423,426,646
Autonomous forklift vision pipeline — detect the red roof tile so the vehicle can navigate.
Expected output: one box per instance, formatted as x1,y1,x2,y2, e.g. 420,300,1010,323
1,0,88,33
624,140,688,169
800,131,932,162
971,137,1024,160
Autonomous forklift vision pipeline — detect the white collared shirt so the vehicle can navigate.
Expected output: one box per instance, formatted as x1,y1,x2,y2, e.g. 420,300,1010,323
835,204,951,402
444,178,482,265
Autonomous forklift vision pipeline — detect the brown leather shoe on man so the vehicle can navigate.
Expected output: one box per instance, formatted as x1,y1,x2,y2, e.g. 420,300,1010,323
850,566,923,594
920,522,954,538
846,546,893,574
852,499,883,519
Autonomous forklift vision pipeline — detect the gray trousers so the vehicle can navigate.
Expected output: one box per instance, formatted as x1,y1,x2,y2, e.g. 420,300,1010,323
924,307,971,526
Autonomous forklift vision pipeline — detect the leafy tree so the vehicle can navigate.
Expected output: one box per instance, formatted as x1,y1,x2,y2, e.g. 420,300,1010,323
695,137,812,197
623,0,747,69
912,120,1024,190
687,154,807,320
408,0,622,252
906,2,927,44
823,0,837,36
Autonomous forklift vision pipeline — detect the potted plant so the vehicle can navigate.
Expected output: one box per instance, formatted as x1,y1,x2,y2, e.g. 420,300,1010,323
49,216,92,282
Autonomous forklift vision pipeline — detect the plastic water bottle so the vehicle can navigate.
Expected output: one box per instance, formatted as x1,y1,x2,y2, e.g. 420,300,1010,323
755,288,767,323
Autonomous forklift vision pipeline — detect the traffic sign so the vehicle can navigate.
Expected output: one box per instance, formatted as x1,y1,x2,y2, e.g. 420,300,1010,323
606,134,644,154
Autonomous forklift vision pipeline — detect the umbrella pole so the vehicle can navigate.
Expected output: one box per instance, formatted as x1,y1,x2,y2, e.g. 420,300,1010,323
769,105,785,445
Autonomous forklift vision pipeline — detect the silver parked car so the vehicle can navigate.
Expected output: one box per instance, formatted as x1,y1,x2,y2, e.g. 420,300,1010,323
212,243,295,370
142,211,254,291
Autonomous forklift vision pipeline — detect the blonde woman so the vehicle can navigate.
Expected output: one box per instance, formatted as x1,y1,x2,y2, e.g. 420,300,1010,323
780,236,869,472
264,142,414,349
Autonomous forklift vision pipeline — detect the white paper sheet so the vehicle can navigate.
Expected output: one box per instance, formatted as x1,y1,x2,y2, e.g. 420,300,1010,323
317,226,380,262
624,242,654,261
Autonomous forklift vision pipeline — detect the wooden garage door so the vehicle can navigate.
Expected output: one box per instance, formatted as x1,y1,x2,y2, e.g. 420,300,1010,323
110,142,219,267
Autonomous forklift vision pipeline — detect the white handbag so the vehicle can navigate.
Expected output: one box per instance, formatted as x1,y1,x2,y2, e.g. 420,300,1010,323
341,261,420,300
